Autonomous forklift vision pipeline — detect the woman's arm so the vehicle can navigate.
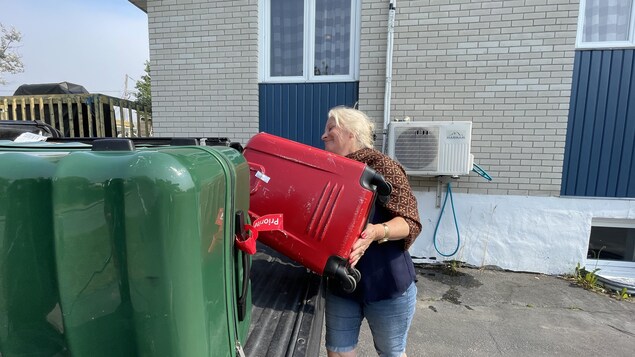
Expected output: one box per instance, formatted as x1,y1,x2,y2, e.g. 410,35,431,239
371,217,410,242
348,217,410,267
371,154,422,247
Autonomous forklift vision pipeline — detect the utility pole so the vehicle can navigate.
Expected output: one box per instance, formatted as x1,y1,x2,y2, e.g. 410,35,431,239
122,74,130,100
120,74,131,137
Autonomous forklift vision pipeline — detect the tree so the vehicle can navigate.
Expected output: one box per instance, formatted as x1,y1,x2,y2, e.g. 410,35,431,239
134,60,151,113
0,24,24,85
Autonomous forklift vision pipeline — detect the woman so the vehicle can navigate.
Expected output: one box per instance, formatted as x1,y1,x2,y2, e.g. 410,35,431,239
321,106,422,357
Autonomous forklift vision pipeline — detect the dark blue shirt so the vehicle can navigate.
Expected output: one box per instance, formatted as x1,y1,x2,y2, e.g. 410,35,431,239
330,202,417,303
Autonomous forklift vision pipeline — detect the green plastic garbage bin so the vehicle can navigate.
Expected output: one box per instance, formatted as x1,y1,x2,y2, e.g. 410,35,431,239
0,138,251,357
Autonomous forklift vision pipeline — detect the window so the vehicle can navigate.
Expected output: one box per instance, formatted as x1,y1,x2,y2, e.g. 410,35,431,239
587,219,635,290
577,0,635,49
259,0,360,82
588,224,635,263
270,0,304,77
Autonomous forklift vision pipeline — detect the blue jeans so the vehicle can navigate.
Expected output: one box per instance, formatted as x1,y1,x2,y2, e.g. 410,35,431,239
325,282,417,357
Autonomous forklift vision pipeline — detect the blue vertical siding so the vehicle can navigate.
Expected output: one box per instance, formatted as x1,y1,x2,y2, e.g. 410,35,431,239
562,49,635,198
259,82,359,148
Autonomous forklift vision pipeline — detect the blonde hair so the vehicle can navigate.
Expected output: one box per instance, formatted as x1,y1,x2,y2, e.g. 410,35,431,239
327,106,375,149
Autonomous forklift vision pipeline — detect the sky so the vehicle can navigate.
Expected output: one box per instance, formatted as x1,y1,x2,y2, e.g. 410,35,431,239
0,0,149,97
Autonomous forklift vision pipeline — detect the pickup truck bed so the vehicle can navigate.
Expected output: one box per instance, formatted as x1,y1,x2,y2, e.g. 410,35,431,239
246,244,324,357
0,124,325,356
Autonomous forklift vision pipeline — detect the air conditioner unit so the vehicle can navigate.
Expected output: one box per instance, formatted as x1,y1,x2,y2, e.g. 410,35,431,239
387,121,473,176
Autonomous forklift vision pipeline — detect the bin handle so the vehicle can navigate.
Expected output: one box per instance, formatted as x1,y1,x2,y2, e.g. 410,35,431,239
237,251,250,321
234,211,254,321
235,211,258,255
371,172,392,204
248,162,267,195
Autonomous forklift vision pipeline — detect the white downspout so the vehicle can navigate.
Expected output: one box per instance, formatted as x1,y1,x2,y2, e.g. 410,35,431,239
381,0,396,154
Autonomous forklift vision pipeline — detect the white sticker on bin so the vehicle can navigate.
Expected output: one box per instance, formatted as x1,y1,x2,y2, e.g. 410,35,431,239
255,171,270,183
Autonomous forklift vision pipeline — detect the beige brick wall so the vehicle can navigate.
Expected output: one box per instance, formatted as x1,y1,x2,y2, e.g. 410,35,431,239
147,0,259,142
359,0,579,196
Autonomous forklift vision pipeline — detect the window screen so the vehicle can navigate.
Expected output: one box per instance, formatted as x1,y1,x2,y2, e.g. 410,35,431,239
270,0,304,77
314,0,351,76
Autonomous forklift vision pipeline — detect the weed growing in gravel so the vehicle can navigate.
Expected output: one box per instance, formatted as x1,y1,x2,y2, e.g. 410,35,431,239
614,287,631,301
573,262,605,293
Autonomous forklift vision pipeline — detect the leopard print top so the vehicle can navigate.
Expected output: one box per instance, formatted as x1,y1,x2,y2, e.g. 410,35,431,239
347,148,422,250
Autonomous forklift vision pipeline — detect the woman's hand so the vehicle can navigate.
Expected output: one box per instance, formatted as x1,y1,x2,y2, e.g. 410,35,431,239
349,224,383,267
348,217,411,267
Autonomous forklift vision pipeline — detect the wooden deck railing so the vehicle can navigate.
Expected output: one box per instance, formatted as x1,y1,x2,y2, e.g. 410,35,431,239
0,93,152,137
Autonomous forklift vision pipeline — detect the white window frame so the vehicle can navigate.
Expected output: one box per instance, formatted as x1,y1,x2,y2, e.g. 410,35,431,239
586,218,635,277
576,0,635,49
259,0,361,83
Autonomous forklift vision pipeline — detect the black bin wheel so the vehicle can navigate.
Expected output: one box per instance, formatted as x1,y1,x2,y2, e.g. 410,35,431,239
348,267,361,283
341,275,357,293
